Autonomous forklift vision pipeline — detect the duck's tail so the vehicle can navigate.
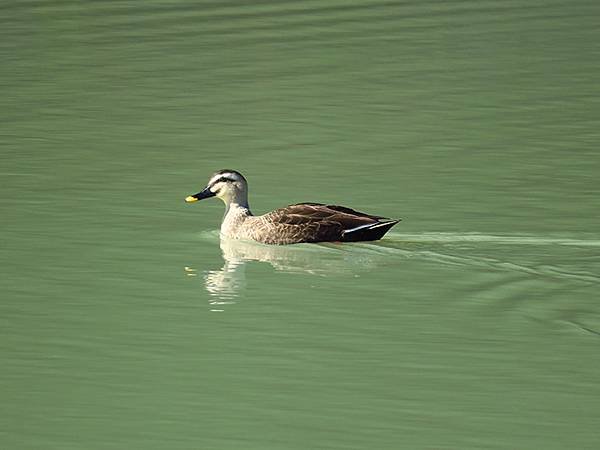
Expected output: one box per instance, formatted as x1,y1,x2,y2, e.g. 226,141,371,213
341,219,400,242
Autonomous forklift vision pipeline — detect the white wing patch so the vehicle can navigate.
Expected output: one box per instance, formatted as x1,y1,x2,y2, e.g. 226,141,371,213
344,221,393,234
344,223,375,234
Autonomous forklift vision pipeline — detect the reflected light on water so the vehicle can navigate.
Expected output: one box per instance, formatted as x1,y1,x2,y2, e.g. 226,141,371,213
193,237,384,310
204,251,246,310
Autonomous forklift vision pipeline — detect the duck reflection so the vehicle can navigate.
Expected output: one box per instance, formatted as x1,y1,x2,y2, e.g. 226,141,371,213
201,238,383,310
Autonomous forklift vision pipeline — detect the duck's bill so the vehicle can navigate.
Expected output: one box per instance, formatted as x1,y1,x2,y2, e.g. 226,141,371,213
185,187,215,203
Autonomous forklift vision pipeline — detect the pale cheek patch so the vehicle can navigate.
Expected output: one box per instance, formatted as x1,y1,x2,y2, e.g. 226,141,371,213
210,183,223,194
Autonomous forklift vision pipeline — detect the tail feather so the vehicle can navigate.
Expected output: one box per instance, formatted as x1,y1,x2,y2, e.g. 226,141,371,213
341,220,400,242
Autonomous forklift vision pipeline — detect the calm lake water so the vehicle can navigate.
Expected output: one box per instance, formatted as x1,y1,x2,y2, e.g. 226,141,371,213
2,1,600,449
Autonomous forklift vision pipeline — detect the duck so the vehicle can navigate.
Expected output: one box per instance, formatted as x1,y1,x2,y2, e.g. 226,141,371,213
185,169,400,245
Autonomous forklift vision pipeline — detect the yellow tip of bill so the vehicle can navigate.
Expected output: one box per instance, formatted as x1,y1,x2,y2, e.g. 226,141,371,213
185,196,198,203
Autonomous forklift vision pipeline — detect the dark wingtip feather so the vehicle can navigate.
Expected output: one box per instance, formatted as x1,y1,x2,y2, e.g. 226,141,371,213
341,220,400,242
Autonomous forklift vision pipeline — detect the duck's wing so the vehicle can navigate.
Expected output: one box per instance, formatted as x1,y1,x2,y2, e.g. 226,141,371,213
289,202,391,221
249,207,343,244
252,203,399,244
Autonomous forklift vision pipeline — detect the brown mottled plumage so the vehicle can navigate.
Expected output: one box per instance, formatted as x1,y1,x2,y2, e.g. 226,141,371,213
185,170,400,245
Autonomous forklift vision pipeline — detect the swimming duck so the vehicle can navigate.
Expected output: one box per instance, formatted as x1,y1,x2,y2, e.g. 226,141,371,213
185,169,400,245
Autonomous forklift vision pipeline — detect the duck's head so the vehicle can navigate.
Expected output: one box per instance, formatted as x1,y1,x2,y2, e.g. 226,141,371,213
185,169,249,207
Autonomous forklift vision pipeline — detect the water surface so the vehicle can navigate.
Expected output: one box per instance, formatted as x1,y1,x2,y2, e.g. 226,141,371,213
2,1,600,449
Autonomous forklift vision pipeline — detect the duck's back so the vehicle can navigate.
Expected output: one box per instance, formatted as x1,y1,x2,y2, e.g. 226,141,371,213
244,203,399,245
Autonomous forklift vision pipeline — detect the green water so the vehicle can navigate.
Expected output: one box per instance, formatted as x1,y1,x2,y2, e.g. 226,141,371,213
2,1,600,449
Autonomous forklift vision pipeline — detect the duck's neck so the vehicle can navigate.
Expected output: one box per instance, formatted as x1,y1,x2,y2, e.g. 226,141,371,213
224,200,252,217
219,188,252,237
223,189,250,213
221,201,252,238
